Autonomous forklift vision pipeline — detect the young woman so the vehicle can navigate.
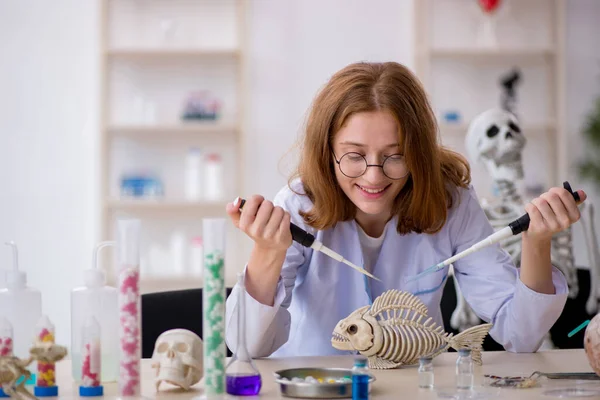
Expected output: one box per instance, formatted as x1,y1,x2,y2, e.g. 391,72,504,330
224,61,586,358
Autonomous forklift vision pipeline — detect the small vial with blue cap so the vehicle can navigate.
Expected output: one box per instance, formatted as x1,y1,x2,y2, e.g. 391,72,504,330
351,356,370,400
79,316,103,397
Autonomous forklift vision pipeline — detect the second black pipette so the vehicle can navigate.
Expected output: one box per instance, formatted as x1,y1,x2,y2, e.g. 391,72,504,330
235,197,381,281
406,181,581,283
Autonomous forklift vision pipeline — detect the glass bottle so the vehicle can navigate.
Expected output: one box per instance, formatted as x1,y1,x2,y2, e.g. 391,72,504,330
418,356,434,389
456,348,474,390
352,357,370,400
225,273,262,396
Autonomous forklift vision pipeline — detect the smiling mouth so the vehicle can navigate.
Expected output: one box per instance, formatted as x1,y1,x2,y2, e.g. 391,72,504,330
356,184,390,194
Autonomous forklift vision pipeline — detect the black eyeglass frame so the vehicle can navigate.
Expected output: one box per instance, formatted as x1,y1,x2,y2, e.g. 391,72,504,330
332,151,409,180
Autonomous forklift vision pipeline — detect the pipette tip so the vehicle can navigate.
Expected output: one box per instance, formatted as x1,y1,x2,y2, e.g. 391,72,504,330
404,262,444,283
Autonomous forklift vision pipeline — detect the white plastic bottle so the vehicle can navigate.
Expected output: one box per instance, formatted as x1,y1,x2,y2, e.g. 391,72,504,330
71,241,119,383
185,147,203,201
204,152,223,201
0,241,42,359
189,236,203,278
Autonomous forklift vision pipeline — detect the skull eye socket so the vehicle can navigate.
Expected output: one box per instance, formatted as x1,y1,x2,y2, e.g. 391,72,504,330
508,122,521,133
347,324,358,335
486,125,499,138
175,342,189,353
156,342,169,353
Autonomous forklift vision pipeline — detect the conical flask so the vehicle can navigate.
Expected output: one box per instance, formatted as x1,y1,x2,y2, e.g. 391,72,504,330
225,272,261,396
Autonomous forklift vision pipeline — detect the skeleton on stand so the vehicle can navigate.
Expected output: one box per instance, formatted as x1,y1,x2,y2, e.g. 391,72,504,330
450,108,592,349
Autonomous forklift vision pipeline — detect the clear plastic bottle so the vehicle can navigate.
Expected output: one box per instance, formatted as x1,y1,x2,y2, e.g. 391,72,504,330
203,152,223,201
352,357,370,400
0,241,42,360
418,356,434,389
71,241,119,383
185,147,203,201
456,348,474,390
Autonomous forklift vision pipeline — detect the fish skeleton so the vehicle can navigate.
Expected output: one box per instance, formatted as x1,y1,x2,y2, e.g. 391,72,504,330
331,289,492,369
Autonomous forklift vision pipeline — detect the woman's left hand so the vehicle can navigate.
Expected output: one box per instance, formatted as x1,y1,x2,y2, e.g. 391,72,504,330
523,186,587,243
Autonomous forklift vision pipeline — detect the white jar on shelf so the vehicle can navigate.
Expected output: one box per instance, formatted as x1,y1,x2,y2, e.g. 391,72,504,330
189,237,203,278
203,152,223,201
185,148,203,201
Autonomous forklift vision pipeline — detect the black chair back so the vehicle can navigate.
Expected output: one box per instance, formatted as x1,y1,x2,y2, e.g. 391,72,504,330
141,287,233,358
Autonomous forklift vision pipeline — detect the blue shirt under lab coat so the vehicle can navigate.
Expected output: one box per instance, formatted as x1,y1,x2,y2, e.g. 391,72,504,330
225,179,568,358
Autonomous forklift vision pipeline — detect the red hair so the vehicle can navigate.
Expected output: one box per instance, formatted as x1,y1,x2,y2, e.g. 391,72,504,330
290,61,470,234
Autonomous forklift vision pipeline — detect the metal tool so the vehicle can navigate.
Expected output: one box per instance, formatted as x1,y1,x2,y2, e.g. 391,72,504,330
235,197,381,281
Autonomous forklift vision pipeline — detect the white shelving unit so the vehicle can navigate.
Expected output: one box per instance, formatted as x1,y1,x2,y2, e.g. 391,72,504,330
413,0,566,201
99,0,248,293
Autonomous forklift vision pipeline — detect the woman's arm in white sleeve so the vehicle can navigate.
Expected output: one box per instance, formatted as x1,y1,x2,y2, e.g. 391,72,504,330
225,184,308,357
450,186,568,352
225,240,303,357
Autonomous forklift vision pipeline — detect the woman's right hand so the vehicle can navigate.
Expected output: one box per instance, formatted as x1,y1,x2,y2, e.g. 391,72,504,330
226,195,293,252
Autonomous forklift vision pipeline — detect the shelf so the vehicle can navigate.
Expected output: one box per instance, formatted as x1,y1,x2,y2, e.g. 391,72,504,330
105,47,240,58
106,199,229,212
429,47,555,59
108,123,238,136
439,121,556,136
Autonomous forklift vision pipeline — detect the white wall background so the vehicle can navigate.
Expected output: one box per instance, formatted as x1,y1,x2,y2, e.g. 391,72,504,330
0,1,100,349
0,0,598,349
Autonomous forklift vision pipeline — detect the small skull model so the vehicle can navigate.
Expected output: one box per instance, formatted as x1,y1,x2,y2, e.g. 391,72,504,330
465,108,526,182
151,329,203,391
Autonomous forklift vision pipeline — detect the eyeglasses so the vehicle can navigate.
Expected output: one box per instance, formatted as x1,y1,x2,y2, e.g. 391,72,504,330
333,152,409,180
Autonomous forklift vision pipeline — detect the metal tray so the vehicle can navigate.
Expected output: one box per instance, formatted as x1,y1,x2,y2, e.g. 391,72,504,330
273,367,376,398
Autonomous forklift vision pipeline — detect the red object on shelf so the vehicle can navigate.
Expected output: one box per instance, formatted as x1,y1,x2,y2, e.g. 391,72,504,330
478,0,501,14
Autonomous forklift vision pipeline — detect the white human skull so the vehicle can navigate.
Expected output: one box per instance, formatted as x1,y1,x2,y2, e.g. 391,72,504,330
465,108,526,181
151,329,203,391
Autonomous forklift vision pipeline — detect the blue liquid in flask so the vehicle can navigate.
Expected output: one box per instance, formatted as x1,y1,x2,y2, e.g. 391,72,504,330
352,375,370,400
226,373,262,396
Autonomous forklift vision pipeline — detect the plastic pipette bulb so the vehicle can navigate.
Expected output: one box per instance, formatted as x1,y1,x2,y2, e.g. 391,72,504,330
34,315,59,397
234,198,380,281
0,317,13,357
80,316,103,397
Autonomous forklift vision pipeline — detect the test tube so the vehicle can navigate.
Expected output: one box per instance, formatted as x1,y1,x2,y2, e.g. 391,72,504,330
0,317,13,357
79,316,103,397
202,218,227,398
117,218,141,397
34,315,58,397
0,317,13,398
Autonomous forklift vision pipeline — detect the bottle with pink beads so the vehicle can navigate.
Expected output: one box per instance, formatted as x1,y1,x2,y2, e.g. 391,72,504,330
71,241,118,383
33,315,59,397
116,218,143,399
79,316,103,397
0,316,14,398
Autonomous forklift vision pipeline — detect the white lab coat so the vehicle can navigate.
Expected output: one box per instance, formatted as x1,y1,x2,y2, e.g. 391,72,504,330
225,179,568,358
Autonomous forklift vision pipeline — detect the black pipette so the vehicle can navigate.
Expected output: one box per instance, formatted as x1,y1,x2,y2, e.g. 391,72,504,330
235,197,381,281
406,181,581,282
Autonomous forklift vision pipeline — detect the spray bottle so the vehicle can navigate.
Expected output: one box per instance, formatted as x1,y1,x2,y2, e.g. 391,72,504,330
0,241,42,361
71,241,118,382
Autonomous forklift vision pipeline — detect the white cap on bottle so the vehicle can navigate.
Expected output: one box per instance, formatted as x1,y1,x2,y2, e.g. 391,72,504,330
86,241,115,288
4,241,26,289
